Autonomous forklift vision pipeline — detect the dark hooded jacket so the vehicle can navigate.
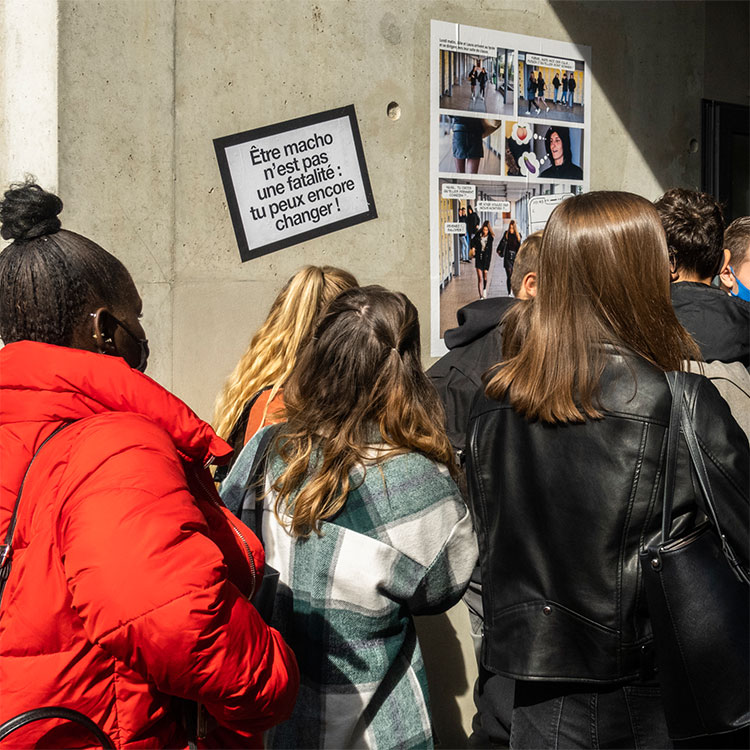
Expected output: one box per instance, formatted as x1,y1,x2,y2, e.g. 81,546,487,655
671,281,750,368
427,297,517,453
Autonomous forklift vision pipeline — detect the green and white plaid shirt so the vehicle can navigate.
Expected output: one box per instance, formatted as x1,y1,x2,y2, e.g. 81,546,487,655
221,428,478,749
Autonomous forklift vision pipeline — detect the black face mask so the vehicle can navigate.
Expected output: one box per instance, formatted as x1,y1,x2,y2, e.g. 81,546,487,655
110,315,150,373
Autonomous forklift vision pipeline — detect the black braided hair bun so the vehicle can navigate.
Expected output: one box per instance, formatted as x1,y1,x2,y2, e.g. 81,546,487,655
0,180,63,241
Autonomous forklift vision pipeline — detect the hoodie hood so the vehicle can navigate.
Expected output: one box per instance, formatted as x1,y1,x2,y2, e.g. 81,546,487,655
443,297,517,350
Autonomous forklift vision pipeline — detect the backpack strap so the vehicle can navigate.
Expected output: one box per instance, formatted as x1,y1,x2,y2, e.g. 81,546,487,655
213,387,275,484
240,423,285,543
0,422,76,609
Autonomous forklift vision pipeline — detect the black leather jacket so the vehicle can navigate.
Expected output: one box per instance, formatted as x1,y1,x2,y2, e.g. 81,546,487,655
466,350,749,684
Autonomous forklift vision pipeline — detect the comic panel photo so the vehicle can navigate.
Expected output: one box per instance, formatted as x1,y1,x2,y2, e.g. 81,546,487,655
437,177,582,337
438,48,515,117
517,52,585,124
438,114,505,176
504,121,584,181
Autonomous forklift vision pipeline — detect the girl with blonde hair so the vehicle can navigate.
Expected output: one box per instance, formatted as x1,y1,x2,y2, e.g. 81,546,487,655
213,265,357,476
221,285,478,749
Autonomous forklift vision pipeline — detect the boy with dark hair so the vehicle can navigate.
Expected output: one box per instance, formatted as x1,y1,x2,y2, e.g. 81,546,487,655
719,215,750,300
655,188,749,367
656,187,726,280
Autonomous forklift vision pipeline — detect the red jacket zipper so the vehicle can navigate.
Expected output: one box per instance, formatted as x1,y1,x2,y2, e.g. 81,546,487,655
196,460,257,600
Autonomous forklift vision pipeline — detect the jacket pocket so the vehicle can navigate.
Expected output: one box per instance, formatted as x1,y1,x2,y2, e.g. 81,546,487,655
483,600,625,682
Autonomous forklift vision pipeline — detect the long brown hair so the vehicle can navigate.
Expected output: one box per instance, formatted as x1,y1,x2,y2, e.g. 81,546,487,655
486,191,701,422
271,286,457,538
213,265,358,441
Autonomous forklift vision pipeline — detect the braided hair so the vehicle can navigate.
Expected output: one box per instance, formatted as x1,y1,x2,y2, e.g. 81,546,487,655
0,179,133,345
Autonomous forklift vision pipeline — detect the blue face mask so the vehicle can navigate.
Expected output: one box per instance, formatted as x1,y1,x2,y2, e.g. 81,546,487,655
729,266,750,302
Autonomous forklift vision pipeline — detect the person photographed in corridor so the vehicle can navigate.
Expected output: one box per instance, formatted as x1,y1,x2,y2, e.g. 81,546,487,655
500,219,522,295
478,66,488,100
534,71,550,112
552,71,561,103
525,69,539,114
469,62,480,101
540,125,583,180
472,220,495,299
458,205,471,262
567,72,577,106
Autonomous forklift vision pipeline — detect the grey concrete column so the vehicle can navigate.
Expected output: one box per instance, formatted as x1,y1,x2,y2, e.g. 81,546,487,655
1,0,58,191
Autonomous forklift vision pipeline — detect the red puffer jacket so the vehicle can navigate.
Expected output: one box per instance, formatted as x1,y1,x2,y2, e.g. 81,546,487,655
0,342,299,748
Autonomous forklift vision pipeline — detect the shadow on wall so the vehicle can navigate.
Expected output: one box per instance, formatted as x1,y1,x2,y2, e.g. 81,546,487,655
416,611,471,748
548,0,748,193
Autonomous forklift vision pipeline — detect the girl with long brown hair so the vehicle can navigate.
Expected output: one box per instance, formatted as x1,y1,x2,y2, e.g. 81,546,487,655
466,192,748,748
221,285,477,749
213,265,357,478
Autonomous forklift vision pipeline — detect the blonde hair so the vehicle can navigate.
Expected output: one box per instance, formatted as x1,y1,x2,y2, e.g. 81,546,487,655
213,265,358,442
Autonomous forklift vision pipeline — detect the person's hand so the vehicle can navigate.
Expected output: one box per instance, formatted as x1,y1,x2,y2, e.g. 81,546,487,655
481,120,502,138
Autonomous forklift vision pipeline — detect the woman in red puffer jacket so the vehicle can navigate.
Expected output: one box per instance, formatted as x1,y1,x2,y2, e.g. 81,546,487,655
0,181,299,748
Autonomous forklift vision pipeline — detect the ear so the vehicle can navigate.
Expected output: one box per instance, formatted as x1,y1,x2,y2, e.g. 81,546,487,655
718,251,736,294
522,271,537,299
718,247,731,274
668,249,680,283
90,307,118,354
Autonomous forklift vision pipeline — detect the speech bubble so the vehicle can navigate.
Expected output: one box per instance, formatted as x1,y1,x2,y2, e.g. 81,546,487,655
519,151,540,178
442,184,477,199
511,122,533,146
526,54,575,71
444,222,466,234
440,39,495,57
527,193,574,232
476,200,511,213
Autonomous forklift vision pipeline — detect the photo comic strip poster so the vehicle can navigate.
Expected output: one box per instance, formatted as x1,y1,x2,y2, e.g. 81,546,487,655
430,20,591,355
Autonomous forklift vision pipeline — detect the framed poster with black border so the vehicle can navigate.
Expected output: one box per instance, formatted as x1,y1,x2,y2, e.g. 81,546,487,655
214,104,377,262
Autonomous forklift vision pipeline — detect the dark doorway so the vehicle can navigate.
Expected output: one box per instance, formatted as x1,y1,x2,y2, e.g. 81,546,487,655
702,100,750,222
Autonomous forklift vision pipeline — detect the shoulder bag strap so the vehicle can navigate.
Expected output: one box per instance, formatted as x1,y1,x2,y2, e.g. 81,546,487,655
0,706,114,748
677,382,750,584
661,370,686,543
241,423,285,544
0,422,75,608
214,386,275,484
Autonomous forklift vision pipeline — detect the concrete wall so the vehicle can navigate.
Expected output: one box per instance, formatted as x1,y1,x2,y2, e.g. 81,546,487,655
704,0,750,107
1,0,731,744
48,0,711,416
